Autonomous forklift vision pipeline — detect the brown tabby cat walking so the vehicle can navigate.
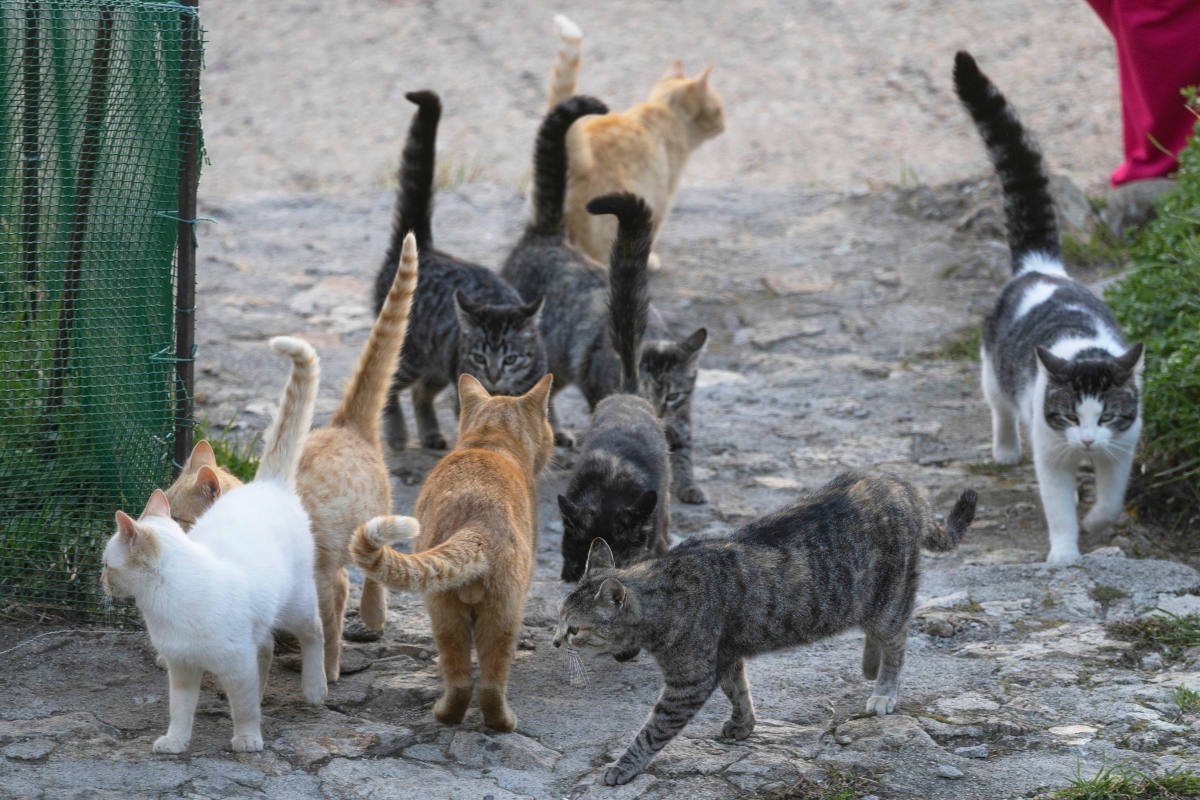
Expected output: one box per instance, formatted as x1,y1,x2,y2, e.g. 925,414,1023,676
547,17,725,269
167,233,420,681
351,373,555,732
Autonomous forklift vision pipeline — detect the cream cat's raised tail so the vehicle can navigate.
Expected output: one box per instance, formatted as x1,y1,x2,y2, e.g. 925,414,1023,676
102,337,325,754
546,14,582,110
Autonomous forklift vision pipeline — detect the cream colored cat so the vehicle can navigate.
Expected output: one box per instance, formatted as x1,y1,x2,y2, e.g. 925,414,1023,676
546,17,725,270
167,233,419,681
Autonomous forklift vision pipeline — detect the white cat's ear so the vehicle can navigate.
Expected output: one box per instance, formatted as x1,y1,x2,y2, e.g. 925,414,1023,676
660,59,685,81
458,373,491,417
695,64,713,88
196,465,223,502
115,509,142,545
185,439,216,471
584,537,615,574
523,373,554,415
594,577,627,609
140,489,171,520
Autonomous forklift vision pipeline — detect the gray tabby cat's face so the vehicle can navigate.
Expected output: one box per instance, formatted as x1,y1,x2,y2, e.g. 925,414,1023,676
554,540,642,661
455,293,546,396
1037,344,1143,452
639,328,707,417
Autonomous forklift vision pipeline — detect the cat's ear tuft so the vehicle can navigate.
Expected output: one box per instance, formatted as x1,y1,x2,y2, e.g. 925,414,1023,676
695,64,713,88
1116,342,1145,378
628,490,658,521
186,439,217,471
140,489,171,520
1035,346,1070,378
196,465,223,502
115,509,140,544
661,59,685,81
681,327,708,358
458,373,490,416
520,296,545,325
594,576,627,609
584,537,616,574
453,290,480,328
523,373,554,415
557,494,577,523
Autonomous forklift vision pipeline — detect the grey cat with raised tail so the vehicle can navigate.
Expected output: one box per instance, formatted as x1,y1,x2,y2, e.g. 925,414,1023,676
375,90,547,450
953,51,1144,564
554,473,977,785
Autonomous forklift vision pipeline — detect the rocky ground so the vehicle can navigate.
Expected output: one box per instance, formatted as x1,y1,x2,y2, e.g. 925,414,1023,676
4,2,1200,799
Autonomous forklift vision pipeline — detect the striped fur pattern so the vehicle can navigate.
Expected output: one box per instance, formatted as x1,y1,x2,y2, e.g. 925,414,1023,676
553,473,978,785
954,51,1145,564
351,373,555,732
501,97,708,502
256,337,320,484
558,194,671,583
546,14,582,111
377,90,547,451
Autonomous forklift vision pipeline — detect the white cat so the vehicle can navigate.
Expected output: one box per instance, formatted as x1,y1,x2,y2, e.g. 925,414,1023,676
101,336,326,753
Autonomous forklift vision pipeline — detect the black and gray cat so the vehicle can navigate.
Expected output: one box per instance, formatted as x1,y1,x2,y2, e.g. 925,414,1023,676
554,473,978,785
375,90,547,450
953,52,1144,564
501,95,708,502
557,193,672,583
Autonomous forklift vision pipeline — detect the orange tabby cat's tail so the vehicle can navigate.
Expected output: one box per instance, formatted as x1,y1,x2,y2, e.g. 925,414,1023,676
257,337,320,485
546,15,582,110
351,515,490,593
332,232,419,442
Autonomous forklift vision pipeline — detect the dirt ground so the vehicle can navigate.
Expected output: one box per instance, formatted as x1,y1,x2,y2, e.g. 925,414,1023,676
4,2,1199,799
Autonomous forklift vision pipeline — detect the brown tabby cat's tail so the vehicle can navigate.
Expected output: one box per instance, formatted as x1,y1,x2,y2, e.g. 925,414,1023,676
332,232,419,442
923,488,978,552
531,95,609,238
546,15,582,110
351,515,490,593
257,337,320,485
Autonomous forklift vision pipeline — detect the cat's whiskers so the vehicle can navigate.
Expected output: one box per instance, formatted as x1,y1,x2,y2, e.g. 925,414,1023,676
564,642,591,687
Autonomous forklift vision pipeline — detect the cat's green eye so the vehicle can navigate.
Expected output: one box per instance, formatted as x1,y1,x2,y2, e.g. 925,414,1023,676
666,392,682,403
1065,414,1078,424
1099,413,1114,424
471,353,486,365
503,355,517,366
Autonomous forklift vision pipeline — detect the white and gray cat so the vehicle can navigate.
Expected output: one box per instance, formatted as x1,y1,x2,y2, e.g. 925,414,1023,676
954,52,1144,564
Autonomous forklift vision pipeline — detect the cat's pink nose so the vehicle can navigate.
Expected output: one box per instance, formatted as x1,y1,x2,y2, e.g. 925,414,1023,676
1081,435,1095,448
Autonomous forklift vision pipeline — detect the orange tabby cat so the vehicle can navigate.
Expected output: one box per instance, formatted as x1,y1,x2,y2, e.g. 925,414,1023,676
350,372,554,732
166,232,420,681
547,19,725,270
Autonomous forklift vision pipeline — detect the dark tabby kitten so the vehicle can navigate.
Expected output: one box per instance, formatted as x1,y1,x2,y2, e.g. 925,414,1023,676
376,90,547,450
554,473,977,785
557,193,672,583
953,52,1144,564
501,95,709,502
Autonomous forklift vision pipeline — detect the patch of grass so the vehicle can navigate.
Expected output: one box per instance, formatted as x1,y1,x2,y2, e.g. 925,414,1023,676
1106,610,1200,662
1062,228,1128,271
921,324,982,362
750,767,879,800
1105,110,1200,511
1089,585,1130,605
1038,764,1200,799
433,153,486,191
966,461,1017,476
193,418,259,482
950,597,985,614
1174,685,1200,714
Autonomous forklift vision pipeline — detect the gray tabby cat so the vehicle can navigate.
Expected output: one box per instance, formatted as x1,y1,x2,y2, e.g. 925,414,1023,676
954,52,1144,564
376,90,547,450
501,95,709,503
554,473,977,785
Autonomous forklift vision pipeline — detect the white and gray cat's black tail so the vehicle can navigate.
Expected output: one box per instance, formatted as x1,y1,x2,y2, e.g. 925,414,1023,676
923,489,978,552
953,51,1060,271
257,337,320,486
588,193,654,395
385,90,440,263
530,95,609,238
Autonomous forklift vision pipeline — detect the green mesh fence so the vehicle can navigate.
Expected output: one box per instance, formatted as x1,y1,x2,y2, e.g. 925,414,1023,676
0,0,201,618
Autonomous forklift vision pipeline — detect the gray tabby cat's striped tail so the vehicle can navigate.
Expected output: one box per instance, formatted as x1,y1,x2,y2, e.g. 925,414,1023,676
385,90,440,262
531,95,608,238
953,51,1060,270
588,193,653,395
923,488,978,552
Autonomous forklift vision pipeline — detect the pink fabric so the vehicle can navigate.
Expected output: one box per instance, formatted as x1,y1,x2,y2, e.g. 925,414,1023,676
1087,0,1200,185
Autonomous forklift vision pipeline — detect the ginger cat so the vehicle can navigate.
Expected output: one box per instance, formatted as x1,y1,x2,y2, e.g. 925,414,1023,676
547,17,725,270
351,372,554,732
167,233,420,681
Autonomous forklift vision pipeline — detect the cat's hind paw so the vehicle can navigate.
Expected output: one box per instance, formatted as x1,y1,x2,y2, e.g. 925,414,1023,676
421,432,448,450
676,483,707,505
554,429,576,449
1082,508,1121,536
721,717,755,740
230,733,264,752
152,734,189,754
865,693,897,716
302,677,328,705
604,762,641,786
1045,547,1081,566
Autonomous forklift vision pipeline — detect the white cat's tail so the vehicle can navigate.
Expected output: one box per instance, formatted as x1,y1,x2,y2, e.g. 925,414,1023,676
546,14,582,110
256,336,320,485
351,515,489,594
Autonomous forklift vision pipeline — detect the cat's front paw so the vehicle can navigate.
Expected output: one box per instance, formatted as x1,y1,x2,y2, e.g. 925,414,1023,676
676,483,707,505
1082,508,1120,535
721,717,755,740
603,762,641,786
1045,546,1081,566
302,677,327,705
433,686,472,725
230,733,264,752
421,432,447,450
554,429,576,449
865,693,897,715
647,251,663,272
152,734,189,754
991,446,1020,466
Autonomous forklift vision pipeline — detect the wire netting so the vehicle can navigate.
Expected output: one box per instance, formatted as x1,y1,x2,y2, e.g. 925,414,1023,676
0,0,201,618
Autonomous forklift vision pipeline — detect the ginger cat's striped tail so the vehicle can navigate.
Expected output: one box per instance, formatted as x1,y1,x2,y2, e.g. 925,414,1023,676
257,337,320,485
351,515,490,593
546,15,582,110
332,233,419,443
